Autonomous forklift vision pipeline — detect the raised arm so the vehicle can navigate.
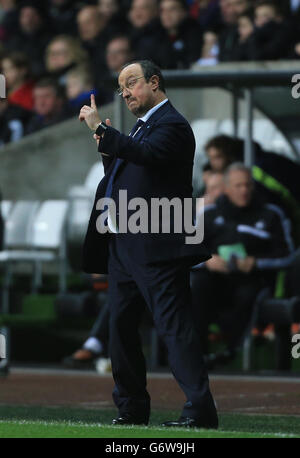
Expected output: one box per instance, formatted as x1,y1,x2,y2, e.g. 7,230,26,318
98,121,194,167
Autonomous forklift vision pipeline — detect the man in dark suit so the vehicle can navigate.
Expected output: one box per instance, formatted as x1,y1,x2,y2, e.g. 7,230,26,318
79,60,218,428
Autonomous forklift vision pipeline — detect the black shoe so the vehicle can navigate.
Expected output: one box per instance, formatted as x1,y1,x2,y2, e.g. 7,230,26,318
112,414,148,426
62,348,102,369
161,416,218,429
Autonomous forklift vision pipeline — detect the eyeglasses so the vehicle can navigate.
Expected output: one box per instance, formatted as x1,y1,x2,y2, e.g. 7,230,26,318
117,76,145,96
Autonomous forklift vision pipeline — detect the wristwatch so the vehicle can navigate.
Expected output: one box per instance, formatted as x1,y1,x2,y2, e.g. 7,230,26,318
95,122,108,136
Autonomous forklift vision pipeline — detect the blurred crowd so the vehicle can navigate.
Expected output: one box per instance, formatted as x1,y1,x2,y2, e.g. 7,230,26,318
1,0,300,146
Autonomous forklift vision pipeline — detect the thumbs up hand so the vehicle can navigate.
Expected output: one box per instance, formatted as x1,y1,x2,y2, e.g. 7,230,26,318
79,94,102,131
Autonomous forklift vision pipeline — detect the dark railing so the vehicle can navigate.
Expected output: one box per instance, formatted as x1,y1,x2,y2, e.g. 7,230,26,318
113,66,300,164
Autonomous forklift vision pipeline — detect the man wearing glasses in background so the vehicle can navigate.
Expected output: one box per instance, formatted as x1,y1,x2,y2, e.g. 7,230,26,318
79,60,218,429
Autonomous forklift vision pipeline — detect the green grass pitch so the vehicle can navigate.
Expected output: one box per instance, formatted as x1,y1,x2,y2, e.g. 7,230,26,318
0,405,299,438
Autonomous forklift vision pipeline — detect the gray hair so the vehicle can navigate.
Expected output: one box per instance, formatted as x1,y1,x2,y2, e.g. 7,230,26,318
121,60,166,93
224,162,253,184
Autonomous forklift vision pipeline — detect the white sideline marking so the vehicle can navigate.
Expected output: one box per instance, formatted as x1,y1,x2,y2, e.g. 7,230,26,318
0,420,298,438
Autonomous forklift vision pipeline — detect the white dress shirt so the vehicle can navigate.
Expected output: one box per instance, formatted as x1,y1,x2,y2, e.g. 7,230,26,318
139,98,168,123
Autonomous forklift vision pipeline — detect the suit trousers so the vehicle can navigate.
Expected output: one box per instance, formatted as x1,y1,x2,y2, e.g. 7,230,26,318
107,236,217,424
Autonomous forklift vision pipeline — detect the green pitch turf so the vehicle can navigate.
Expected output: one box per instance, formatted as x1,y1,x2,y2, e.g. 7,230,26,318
0,406,299,438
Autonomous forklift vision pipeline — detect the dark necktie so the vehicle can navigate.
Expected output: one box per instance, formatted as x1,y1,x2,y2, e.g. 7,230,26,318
104,119,145,199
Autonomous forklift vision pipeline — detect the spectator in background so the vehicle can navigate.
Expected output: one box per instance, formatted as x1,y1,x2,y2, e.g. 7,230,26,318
128,0,160,60
204,134,241,172
98,0,130,35
129,0,158,30
105,34,134,73
254,0,283,27
281,0,300,49
202,170,225,205
227,3,293,62
195,29,219,65
277,0,300,17
148,0,203,69
0,97,32,146
6,1,53,77
191,163,294,366
98,0,120,19
76,5,111,88
218,0,252,61
221,0,251,22
204,134,300,245
228,8,254,61
252,141,300,246
291,34,300,59
45,35,90,87
48,0,78,36
2,51,35,110
77,5,109,48
189,0,223,32
197,161,213,196
247,1,292,60
26,77,73,134
90,34,135,104
65,34,134,108
63,302,110,369
62,275,110,369
201,162,213,185
0,0,18,43
197,164,224,207
65,66,98,110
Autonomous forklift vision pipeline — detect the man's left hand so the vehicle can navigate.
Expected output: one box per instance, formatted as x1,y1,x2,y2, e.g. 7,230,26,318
236,256,256,273
79,94,101,131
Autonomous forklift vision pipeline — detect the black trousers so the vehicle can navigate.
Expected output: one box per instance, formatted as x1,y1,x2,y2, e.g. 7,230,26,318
190,269,264,353
107,236,217,424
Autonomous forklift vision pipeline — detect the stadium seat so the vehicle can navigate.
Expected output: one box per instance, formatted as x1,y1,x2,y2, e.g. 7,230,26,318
84,161,105,194
0,200,41,309
3,200,40,249
0,200,69,298
67,188,94,271
191,119,219,155
68,161,105,200
0,200,40,374
217,119,235,136
253,119,277,151
24,200,69,293
1,201,13,221
270,131,294,158
0,200,69,373
190,119,219,194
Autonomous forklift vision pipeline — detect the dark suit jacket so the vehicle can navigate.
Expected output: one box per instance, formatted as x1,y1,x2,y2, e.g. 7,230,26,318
82,101,211,273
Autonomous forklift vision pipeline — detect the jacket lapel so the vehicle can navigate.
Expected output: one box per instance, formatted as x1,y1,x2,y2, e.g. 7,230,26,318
139,100,172,140
112,100,172,180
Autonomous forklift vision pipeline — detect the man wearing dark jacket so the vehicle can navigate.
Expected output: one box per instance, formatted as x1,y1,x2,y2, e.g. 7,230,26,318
79,60,218,429
26,78,73,134
6,1,53,77
191,162,294,360
0,98,32,146
128,0,161,61
146,0,203,69
245,1,292,61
